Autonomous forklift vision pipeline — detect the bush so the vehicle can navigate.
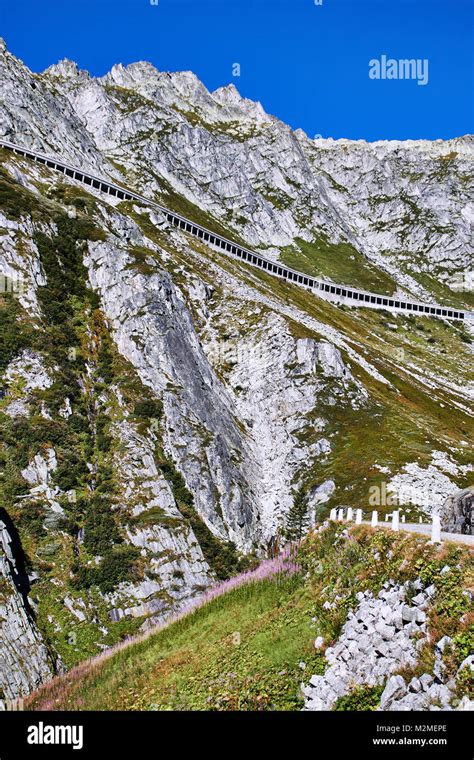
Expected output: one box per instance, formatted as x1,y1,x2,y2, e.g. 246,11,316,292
334,685,384,711
55,448,89,491
83,496,122,556
97,336,115,385
71,546,141,593
133,399,163,421
0,295,32,374
55,515,79,536
17,501,47,540
96,414,113,453
453,629,474,662
34,214,104,390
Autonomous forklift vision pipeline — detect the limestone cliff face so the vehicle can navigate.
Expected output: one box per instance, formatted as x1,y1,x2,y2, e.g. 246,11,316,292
0,514,55,706
84,227,259,551
0,40,472,698
107,420,211,622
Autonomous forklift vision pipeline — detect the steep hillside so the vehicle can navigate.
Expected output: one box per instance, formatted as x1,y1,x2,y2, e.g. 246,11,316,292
0,40,472,703
26,524,474,711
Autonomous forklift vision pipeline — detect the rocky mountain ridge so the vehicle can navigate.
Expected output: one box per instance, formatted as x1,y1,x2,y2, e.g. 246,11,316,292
1,39,473,305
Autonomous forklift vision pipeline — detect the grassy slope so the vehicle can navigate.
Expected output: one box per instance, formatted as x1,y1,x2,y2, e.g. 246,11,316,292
26,525,474,711
279,236,398,295
32,574,318,711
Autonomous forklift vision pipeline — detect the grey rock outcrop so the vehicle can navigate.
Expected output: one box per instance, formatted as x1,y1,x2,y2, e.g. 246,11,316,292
109,420,212,625
0,514,55,707
296,339,351,380
439,487,474,535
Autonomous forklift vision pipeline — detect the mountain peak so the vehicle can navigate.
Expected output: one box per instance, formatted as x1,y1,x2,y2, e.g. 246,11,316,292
44,58,87,81
212,82,242,103
212,83,269,122
106,60,160,84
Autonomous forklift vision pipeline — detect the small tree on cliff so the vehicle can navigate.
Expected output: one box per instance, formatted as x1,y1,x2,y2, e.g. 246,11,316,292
286,487,310,542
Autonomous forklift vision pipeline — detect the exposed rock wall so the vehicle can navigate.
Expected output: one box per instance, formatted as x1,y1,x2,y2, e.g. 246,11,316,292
440,487,474,535
84,232,260,550
108,420,212,624
0,513,55,707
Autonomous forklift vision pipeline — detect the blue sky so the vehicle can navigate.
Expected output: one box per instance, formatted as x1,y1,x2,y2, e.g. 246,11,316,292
0,0,472,141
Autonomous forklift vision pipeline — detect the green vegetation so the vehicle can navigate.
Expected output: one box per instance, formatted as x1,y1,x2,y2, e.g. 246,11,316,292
71,546,142,594
0,293,33,374
26,525,473,711
46,183,99,214
280,234,398,294
257,185,294,211
431,152,459,182
334,685,384,711
0,163,43,220
105,84,156,115
285,487,310,541
82,493,122,555
34,581,145,669
169,106,260,143
15,501,48,541
236,265,472,513
132,399,163,422
0,173,161,663
0,184,141,605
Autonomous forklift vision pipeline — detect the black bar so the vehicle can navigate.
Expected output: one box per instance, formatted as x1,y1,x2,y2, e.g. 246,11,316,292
0,710,470,759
